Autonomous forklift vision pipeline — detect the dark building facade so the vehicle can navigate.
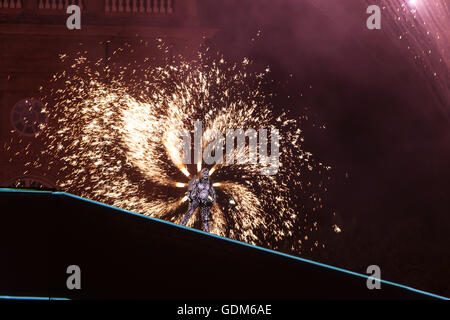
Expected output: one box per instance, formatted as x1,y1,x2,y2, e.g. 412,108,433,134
0,0,215,188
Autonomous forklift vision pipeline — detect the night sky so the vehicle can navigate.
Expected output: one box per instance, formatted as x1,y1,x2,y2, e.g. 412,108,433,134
197,0,450,295
1,0,448,298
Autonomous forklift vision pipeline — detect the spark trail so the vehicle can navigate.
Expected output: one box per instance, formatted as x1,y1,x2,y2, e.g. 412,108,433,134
371,0,450,111
16,41,334,254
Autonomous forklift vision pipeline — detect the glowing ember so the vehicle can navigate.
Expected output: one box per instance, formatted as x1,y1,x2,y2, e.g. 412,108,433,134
13,41,333,254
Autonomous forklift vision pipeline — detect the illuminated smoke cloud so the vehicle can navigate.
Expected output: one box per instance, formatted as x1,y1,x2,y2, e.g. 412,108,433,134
374,0,450,110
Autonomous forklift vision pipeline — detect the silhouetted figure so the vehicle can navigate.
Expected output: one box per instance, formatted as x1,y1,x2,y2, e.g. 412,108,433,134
181,168,216,232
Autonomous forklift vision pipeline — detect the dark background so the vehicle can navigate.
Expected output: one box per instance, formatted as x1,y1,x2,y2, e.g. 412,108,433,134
197,0,450,296
0,0,448,298
0,190,434,300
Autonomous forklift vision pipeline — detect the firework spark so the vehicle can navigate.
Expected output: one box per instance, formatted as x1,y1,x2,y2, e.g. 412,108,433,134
310,0,449,112
15,41,333,254
372,0,450,111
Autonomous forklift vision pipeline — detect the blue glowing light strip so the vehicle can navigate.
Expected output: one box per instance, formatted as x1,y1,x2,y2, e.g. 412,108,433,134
0,295,69,300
